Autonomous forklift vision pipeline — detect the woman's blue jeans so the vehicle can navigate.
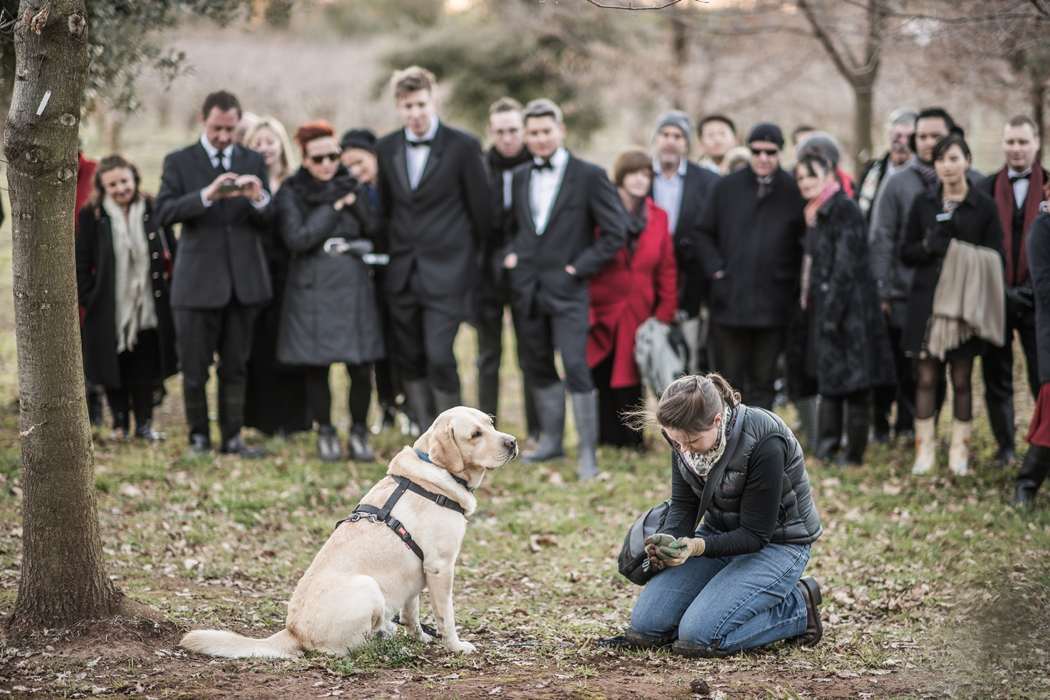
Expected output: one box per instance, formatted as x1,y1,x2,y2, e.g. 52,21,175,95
629,524,811,653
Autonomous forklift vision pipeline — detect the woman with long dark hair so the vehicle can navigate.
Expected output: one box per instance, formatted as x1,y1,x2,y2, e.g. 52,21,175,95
276,121,384,462
76,154,178,440
620,374,824,657
900,134,1005,475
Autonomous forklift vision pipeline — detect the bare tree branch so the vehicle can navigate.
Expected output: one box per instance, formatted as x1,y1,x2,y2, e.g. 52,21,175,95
1030,0,1050,18
797,0,860,84
583,0,695,9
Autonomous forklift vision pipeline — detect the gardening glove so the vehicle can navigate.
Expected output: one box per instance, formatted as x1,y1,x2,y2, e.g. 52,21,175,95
644,534,706,570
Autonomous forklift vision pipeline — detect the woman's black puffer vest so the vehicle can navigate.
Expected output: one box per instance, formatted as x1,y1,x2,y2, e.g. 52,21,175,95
676,406,823,545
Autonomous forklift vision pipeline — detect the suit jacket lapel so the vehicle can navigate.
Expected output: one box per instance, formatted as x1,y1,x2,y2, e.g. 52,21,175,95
517,167,537,235
544,155,578,230
392,133,411,195
192,142,220,182
415,124,444,192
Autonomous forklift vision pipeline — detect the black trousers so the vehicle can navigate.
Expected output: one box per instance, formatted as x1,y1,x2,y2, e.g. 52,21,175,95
474,280,536,428
873,324,917,435
515,295,594,394
387,274,464,394
709,325,784,410
106,328,160,432
591,354,643,447
304,363,373,427
372,266,401,412
173,300,258,444
982,300,1039,451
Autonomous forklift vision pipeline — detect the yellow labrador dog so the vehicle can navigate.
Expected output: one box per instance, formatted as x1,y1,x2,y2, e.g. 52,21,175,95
180,407,517,658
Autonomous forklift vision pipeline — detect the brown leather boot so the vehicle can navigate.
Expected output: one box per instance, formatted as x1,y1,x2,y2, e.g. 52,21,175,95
791,576,823,647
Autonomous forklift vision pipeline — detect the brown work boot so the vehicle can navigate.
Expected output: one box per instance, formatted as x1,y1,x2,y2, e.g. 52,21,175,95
791,576,823,647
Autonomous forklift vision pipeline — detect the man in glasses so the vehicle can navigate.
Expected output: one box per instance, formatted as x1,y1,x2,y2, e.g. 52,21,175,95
154,90,273,457
694,122,806,410
375,66,491,430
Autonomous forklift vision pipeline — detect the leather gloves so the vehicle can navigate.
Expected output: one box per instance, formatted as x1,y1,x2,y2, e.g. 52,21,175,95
644,534,706,570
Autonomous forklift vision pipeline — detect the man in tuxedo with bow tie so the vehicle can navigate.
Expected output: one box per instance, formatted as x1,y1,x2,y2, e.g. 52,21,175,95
978,115,1049,467
375,66,492,430
504,98,628,480
154,90,274,457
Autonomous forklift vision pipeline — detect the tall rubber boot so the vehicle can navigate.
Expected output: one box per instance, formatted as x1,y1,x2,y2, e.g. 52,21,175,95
1013,444,1050,507
572,391,600,481
844,400,871,465
522,382,566,462
523,377,541,445
403,378,435,432
815,397,843,461
478,371,500,423
948,418,972,476
912,416,937,475
795,395,819,454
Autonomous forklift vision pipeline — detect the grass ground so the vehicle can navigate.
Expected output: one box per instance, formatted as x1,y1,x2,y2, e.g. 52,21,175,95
0,128,1048,699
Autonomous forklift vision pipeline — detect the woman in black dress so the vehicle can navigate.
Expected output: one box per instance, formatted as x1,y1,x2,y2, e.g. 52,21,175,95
899,134,1005,475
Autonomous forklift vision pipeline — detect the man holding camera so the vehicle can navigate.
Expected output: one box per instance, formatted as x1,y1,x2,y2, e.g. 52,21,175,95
154,90,274,457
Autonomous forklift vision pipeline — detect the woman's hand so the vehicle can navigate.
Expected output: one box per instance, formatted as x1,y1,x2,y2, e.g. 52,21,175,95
333,191,357,212
644,534,705,570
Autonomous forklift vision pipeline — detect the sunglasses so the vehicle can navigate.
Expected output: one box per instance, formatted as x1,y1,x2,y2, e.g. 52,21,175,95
309,152,341,165
750,147,780,157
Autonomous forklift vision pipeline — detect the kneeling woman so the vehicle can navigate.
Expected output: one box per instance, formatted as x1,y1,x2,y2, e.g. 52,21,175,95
625,374,823,656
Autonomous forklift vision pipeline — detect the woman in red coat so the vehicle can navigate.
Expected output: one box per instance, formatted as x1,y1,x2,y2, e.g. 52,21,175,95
588,148,678,446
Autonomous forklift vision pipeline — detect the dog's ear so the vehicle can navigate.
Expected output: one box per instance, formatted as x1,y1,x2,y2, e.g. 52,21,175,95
428,417,465,475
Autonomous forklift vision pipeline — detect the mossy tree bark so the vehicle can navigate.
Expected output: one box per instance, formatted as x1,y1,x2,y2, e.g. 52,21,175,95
5,0,123,630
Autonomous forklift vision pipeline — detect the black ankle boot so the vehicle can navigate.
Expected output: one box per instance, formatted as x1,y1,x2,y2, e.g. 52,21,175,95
815,397,843,461
844,400,871,465
1013,444,1050,507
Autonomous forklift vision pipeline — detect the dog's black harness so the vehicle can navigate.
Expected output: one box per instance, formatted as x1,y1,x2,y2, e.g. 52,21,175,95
336,452,468,561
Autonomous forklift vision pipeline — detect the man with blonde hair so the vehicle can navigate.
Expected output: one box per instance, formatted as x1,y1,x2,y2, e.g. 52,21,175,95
375,66,491,429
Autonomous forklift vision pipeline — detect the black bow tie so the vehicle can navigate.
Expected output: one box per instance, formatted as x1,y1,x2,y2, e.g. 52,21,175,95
534,160,554,171
1010,172,1031,183
407,139,432,149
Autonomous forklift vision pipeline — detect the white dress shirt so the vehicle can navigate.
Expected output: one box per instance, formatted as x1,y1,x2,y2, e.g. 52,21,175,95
406,118,440,190
652,156,687,235
199,132,270,209
530,147,569,235
1009,167,1032,208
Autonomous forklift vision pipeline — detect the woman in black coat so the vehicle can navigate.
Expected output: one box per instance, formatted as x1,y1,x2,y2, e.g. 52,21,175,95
1017,210,1050,505
76,154,178,440
899,135,1005,476
792,151,895,464
276,121,384,463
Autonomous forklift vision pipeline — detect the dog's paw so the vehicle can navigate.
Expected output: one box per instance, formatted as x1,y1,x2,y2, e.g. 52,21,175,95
445,639,476,654
376,621,398,638
410,625,433,644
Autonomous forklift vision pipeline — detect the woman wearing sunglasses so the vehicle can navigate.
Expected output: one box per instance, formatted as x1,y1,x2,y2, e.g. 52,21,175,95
621,373,824,657
275,120,384,462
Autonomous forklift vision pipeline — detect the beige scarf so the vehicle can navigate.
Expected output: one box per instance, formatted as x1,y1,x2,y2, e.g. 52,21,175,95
104,196,156,353
680,405,734,479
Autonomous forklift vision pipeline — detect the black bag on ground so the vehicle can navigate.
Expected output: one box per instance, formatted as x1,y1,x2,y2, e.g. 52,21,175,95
617,500,671,586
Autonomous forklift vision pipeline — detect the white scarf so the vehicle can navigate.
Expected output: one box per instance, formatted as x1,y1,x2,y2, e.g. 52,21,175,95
681,405,734,479
104,196,156,353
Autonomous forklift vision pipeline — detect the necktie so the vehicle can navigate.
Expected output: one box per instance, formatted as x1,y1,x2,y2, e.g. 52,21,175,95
214,155,227,173
407,140,432,148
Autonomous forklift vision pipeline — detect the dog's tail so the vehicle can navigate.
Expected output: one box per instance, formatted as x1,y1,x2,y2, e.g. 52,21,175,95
180,627,302,659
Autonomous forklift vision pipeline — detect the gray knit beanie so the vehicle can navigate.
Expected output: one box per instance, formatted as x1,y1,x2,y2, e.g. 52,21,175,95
653,110,693,148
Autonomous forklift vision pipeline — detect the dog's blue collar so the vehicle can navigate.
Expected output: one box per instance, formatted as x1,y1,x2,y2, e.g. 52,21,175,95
415,449,474,492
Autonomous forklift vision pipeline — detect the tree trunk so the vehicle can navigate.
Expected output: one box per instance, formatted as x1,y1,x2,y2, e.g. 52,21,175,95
1033,79,1046,163
668,10,690,111
853,77,875,173
5,0,123,630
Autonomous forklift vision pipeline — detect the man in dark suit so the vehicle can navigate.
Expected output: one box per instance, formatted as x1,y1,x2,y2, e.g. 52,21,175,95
476,97,538,438
978,115,1048,467
154,90,273,457
649,110,719,372
695,122,806,410
375,66,491,430
504,99,628,480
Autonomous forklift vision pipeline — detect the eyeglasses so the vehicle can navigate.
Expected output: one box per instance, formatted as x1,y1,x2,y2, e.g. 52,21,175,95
309,152,342,164
750,147,780,157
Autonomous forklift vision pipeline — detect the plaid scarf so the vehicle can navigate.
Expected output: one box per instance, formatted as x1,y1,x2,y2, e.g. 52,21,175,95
912,159,940,188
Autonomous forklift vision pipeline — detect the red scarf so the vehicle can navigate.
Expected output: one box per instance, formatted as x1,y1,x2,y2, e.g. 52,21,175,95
994,162,1046,285
804,180,841,227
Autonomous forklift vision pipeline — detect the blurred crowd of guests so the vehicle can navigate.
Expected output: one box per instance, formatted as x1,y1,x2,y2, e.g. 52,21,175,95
73,67,1050,505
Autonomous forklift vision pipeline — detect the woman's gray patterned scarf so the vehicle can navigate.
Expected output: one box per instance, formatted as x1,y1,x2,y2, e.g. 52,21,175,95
681,405,736,479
